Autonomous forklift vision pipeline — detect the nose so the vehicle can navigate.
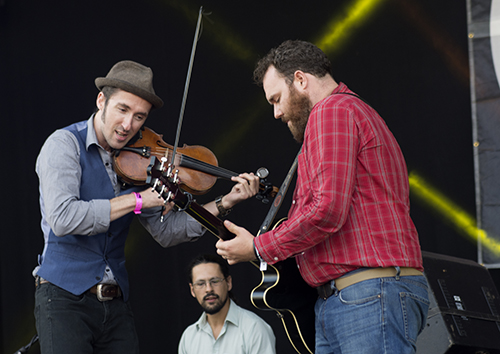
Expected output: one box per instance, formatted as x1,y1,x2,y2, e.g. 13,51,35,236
121,115,133,131
274,105,283,120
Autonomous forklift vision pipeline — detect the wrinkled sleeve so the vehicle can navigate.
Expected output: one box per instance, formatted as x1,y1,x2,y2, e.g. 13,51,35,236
36,130,110,237
139,207,206,248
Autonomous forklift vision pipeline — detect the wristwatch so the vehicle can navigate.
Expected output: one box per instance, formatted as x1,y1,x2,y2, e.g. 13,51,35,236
215,195,232,217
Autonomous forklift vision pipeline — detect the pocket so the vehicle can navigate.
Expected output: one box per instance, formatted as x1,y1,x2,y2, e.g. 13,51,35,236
49,283,87,307
400,279,430,344
338,278,382,305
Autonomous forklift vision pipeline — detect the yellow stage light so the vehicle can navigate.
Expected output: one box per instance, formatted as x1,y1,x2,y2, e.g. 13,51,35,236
409,171,500,257
315,0,386,54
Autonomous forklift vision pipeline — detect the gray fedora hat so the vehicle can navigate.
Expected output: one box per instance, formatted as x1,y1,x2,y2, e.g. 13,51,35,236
95,60,164,109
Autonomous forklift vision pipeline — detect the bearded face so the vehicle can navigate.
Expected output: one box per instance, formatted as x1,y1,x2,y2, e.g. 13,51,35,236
190,263,232,316
199,291,229,315
283,84,312,143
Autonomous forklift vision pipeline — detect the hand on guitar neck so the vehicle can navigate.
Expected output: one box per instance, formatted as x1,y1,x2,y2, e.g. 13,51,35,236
216,220,258,264
217,149,301,266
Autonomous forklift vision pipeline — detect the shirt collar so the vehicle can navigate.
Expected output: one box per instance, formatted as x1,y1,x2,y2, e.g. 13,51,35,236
86,114,105,152
224,299,239,327
196,299,239,330
331,81,347,95
85,113,99,150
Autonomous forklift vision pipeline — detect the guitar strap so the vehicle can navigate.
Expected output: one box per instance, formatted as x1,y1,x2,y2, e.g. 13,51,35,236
256,148,302,270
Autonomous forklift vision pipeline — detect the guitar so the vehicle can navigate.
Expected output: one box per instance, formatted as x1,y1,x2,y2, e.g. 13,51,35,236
249,151,316,354
146,156,316,353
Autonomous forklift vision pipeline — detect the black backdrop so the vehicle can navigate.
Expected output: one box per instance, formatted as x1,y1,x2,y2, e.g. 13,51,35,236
1,1,492,353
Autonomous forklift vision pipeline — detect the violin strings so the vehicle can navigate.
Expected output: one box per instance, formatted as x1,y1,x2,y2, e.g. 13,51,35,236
148,147,237,180
181,155,237,179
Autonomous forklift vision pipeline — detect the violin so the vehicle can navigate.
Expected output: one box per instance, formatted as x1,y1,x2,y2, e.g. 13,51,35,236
114,8,276,202
113,126,278,200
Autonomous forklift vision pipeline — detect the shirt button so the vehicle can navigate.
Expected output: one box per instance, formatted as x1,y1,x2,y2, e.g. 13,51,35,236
292,200,296,204
274,257,279,261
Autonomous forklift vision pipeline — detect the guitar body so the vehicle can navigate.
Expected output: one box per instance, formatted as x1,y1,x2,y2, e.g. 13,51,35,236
250,258,317,353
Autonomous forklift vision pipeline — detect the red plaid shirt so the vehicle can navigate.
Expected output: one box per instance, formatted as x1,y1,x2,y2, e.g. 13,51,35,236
255,83,423,288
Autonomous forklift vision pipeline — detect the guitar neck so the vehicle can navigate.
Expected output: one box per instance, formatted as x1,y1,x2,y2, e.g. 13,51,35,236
146,156,234,241
181,200,235,241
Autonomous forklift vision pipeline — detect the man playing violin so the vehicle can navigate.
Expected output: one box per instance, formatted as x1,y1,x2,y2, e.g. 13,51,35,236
216,40,429,354
33,60,260,354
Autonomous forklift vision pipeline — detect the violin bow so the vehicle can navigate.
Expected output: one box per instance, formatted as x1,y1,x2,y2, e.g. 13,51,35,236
168,6,207,174
158,6,208,220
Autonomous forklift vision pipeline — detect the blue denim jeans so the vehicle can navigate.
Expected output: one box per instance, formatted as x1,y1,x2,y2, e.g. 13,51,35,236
314,274,429,354
35,282,139,354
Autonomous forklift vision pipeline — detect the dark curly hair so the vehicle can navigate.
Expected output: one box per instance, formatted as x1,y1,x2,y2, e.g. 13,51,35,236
253,40,332,86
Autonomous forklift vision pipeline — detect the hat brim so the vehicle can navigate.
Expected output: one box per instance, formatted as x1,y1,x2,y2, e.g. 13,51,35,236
95,77,164,109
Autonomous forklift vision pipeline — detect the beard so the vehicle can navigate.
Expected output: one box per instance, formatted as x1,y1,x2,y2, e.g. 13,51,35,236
201,292,229,315
284,85,312,143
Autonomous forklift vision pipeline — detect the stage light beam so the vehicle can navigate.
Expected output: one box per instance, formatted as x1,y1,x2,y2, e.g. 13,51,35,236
315,0,386,54
409,171,500,257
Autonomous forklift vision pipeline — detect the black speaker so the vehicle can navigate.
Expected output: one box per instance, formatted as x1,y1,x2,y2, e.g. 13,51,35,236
416,251,500,354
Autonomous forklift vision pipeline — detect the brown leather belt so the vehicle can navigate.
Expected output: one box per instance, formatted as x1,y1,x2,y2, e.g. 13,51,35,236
35,277,122,302
316,267,423,300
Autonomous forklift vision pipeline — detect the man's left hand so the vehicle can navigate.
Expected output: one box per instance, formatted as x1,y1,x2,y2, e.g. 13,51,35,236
216,220,257,265
223,173,260,208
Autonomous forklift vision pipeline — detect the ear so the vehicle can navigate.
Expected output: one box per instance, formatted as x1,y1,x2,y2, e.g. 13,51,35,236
226,276,233,292
293,70,308,91
96,92,106,111
189,284,196,298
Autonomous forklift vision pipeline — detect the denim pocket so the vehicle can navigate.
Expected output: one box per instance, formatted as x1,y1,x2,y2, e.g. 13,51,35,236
398,277,430,343
338,278,382,305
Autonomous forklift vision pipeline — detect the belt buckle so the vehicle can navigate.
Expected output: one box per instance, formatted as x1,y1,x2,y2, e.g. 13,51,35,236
96,284,114,302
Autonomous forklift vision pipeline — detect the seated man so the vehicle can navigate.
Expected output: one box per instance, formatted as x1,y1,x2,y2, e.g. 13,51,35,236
178,254,276,354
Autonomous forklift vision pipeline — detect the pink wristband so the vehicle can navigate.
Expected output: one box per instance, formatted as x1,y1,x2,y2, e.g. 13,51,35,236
133,192,142,214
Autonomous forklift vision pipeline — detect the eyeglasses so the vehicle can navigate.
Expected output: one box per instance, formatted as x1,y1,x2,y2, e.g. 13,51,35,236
192,277,226,290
